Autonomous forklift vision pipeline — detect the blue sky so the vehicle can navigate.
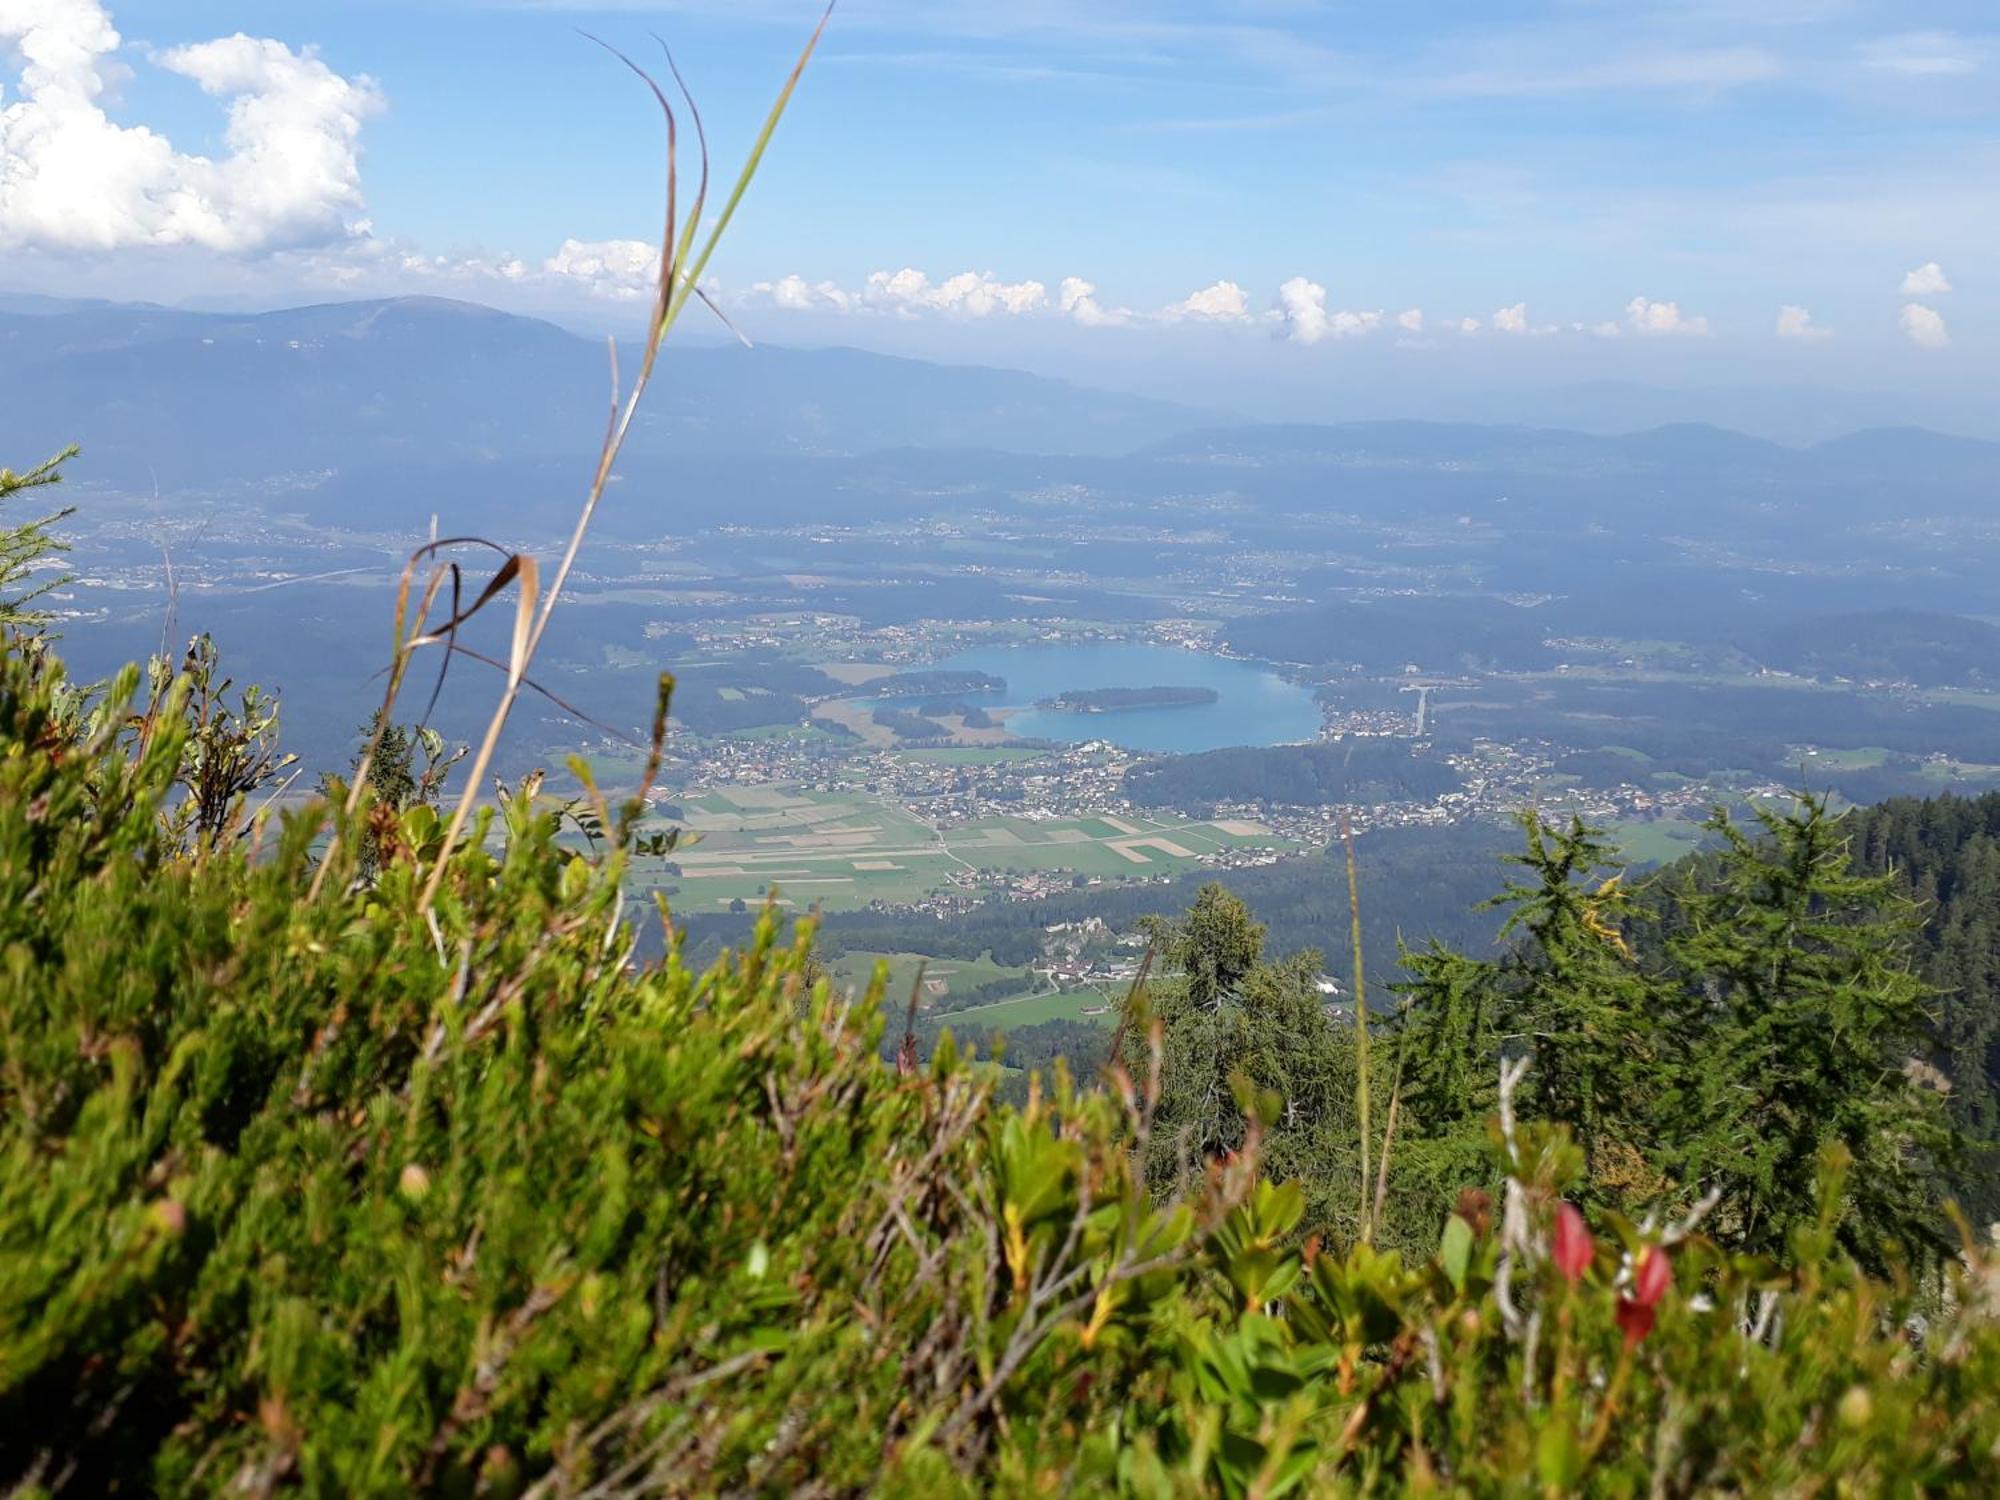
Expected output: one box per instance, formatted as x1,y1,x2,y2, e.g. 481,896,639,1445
3,0,1994,406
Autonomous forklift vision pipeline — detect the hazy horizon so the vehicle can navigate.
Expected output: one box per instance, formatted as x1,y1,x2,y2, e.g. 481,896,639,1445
4,0,1995,423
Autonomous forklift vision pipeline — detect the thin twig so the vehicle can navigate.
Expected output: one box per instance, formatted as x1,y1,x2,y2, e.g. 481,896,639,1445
1342,809,1372,1240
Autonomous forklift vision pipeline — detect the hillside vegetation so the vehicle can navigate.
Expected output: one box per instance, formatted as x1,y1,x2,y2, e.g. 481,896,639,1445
7,621,2000,1494
6,447,2000,1491
1124,739,1461,813
9,34,2000,1483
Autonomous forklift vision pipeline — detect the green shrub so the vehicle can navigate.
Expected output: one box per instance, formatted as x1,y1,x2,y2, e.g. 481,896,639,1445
0,448,75,630
0,635,1245,1493
4,630,2000,1495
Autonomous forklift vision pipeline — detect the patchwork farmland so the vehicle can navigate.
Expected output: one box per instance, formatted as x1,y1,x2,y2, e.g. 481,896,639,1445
637,787,1294,913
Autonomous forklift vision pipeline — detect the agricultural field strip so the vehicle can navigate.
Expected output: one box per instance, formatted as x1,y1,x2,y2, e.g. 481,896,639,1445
675,811,1252,873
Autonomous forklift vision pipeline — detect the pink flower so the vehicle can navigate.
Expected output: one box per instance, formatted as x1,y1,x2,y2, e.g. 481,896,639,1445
1616,1245,1672,1346
1553,1202,1594,1285
1633,1245,1672,1306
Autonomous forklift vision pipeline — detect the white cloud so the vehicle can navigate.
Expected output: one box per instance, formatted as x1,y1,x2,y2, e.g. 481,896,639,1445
1625,296,1710,336
1161,279,1251,322
1590,320,1622,338
1396,308,1423,333
1457,317,1481,335
1899,261,1951,296
1273,276,1380,344
1058,276,1127,327
0,0,381,253
1428,46,1782,98
1900,302,1949,349
749,273,854,312
865,267,1047,317
402,250,527,284
1775,304,1831,340
1490,303,1558,335
543,238,659,300
1859,32,1982,77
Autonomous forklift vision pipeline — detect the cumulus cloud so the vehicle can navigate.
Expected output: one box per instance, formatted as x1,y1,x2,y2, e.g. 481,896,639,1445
1396,308,1423,333
1775,305,1831,340
865,267,1047,317
1161,279,1251,323
1625,296,1709,336
1274,277,1380,344
1901,303,1949,349
749,273,854,312
0,0,381,254
397,249,527,284
1457,317,1481,335
712,266,1137,325
1899,261,1951,296
1490,303,1559,335
542,238,660,300
1056,276,1127,327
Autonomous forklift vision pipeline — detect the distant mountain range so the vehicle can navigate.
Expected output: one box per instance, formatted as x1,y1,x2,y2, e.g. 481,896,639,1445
0,295,1215,483
5,292,1997,546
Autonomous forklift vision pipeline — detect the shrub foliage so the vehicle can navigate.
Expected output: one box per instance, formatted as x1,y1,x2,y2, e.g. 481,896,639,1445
3,625,1999,1495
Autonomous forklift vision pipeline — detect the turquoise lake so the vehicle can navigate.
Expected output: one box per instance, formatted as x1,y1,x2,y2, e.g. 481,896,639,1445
869,643,1321,754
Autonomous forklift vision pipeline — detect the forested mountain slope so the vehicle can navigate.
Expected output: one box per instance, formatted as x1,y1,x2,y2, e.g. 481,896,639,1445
1847,791,2000,1221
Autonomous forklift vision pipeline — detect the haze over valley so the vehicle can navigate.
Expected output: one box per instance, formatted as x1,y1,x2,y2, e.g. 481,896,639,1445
15,290,2000,1019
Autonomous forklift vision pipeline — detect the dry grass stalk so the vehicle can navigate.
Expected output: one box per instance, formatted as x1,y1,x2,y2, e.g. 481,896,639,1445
307,9,834,909
1342,808,1373,1240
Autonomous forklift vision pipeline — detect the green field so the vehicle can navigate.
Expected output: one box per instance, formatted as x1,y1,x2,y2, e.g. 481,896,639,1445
1920,688,2000,713
1797,746,1890,770
827,949,1034,1009
1918,758,2000,788
940,987,1121,1030
942,812,1291,880
1609,815,1706,867
718,722,846,743
634,787,1292,913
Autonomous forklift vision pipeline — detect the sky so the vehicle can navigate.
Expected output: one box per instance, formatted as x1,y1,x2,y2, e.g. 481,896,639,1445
2,0,1996,416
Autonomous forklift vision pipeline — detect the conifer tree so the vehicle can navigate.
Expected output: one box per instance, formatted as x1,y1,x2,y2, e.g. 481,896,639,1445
1840,792,2000,1227
1135,884,1365,1235
1390,942,1502,1225
1485,812,1667,1205
0,448,75,630
1659,796,1955,1264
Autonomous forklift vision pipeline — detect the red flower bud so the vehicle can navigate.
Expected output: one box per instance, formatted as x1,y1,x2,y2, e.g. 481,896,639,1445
1615,1245,1673,1347
1615,1297,1655,1346
1632,1245,1671,1308
1553,1202,1593,1285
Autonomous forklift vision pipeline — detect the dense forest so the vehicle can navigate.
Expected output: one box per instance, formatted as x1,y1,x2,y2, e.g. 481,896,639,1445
857,669,1008,697
1745,609,2000,687
1839,791,2000,1221
1123,736,1463,811
661,660,843,735
1223,594,1562,672
1039,685,1219,711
